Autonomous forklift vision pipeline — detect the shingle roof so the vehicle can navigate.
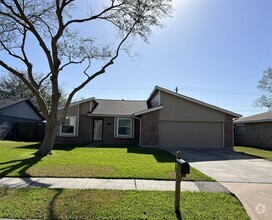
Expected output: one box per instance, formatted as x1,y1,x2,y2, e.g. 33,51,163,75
0,98,27,110
234,111,272,124
90,99,148,116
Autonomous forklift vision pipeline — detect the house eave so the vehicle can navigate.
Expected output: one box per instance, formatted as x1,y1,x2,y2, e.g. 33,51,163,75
87,113,133,118
134,106,164,116
58,97,96,110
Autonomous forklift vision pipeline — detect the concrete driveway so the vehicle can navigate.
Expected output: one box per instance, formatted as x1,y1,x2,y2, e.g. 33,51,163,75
163,148,272,220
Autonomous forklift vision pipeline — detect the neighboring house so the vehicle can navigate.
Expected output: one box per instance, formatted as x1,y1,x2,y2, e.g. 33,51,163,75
234,111,272,149
57,86,241,149
0,99,45,141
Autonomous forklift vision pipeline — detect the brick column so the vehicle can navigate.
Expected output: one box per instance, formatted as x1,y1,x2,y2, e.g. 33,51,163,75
141,110,159,146
224,114,234,149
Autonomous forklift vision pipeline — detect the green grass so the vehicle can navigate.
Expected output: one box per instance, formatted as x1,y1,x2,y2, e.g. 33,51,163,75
0,188,249,220
234,146,272,162
0,141,213,181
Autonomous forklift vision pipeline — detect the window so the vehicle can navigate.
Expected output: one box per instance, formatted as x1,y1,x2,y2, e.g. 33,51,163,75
116,118,133,138
60,116,77,136
235,124,245,136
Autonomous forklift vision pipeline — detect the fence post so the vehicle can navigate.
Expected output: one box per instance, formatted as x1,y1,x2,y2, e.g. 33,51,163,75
175,151,182,212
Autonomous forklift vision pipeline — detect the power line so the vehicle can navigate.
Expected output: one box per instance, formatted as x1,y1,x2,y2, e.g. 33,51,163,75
63,84,261,96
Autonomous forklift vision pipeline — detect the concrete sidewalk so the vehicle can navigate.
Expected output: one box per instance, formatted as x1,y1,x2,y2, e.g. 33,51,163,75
0,177,229,193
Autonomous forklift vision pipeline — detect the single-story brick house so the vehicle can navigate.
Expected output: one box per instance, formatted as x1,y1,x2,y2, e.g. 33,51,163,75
57,86,241,149
234,111,272,149
0,99,45,141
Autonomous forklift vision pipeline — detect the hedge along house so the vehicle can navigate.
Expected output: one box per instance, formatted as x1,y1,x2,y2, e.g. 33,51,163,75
57,86,241,149
234,111,272,149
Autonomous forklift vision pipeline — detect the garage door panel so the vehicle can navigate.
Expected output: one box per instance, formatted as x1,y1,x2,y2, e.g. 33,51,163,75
160,121,223,148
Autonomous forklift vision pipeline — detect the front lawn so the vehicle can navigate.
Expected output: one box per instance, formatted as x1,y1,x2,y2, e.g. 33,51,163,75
0,141,212,181
0,188,249,220
234,146,272,162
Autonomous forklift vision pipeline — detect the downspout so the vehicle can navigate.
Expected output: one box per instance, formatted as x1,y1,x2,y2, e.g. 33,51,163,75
134,116,141,147
222,122,225,149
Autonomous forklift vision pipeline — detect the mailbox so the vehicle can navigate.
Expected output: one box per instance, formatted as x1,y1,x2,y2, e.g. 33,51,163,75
175,158,190,175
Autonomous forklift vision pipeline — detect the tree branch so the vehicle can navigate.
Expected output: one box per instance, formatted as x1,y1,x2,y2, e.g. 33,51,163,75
0,60,49,119
59,57,86,72
0,41,25,63
64,2,124,28
20,27,39,90
12,0,55,73
38,72,52,89
61,18,139,122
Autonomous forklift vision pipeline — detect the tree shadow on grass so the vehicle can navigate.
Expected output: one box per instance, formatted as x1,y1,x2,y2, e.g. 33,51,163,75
48,189,63,219
0,155,42,177
13,143,41,150
88,144,176,163
14,143,78,151
127,147,176,163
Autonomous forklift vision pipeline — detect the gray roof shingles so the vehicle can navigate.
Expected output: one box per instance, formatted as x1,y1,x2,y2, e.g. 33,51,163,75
90,99,148,116
234,111,272,123
0,98,26,110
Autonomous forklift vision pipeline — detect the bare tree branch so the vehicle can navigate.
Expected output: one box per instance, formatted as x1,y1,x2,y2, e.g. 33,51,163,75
0,60,50,118
61,18,139,122
64,2,124,28
12,0,55,72
59,57,86,72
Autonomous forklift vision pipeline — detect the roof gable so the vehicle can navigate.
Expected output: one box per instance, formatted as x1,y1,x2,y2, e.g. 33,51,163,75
0,98,44,120
148,86,242,118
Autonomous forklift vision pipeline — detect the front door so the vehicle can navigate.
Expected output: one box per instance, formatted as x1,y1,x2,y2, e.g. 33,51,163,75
93,119,103,141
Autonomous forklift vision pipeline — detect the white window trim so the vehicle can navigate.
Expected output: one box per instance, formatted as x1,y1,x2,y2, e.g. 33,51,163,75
59,116,78,137
116,117,134,138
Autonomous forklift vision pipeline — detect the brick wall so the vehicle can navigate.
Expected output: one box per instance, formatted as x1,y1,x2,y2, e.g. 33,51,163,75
141,110,159,146
235,122,272,149
224,114,234,149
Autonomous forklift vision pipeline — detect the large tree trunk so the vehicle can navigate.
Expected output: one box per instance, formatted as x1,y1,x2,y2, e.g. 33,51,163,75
36,120,58,157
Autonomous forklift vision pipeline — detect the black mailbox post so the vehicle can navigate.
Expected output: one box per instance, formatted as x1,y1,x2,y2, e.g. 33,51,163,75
175,151,190,212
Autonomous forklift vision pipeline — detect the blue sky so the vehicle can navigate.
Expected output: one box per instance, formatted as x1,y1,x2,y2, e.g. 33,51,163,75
1,0,271,117
61,0,272,117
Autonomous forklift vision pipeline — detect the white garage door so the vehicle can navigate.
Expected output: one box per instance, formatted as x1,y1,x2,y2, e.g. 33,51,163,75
160,121,223,148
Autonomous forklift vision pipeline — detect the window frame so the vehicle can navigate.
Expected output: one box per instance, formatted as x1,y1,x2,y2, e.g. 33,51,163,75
116,117,133,138
59,116,78,137
235,124,245,136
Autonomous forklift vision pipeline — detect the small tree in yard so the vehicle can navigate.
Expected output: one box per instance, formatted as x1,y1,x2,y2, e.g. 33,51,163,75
0,0,172,156
255,67,272,110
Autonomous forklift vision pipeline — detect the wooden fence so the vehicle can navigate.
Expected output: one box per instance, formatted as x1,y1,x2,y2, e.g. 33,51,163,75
15,122,45,142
